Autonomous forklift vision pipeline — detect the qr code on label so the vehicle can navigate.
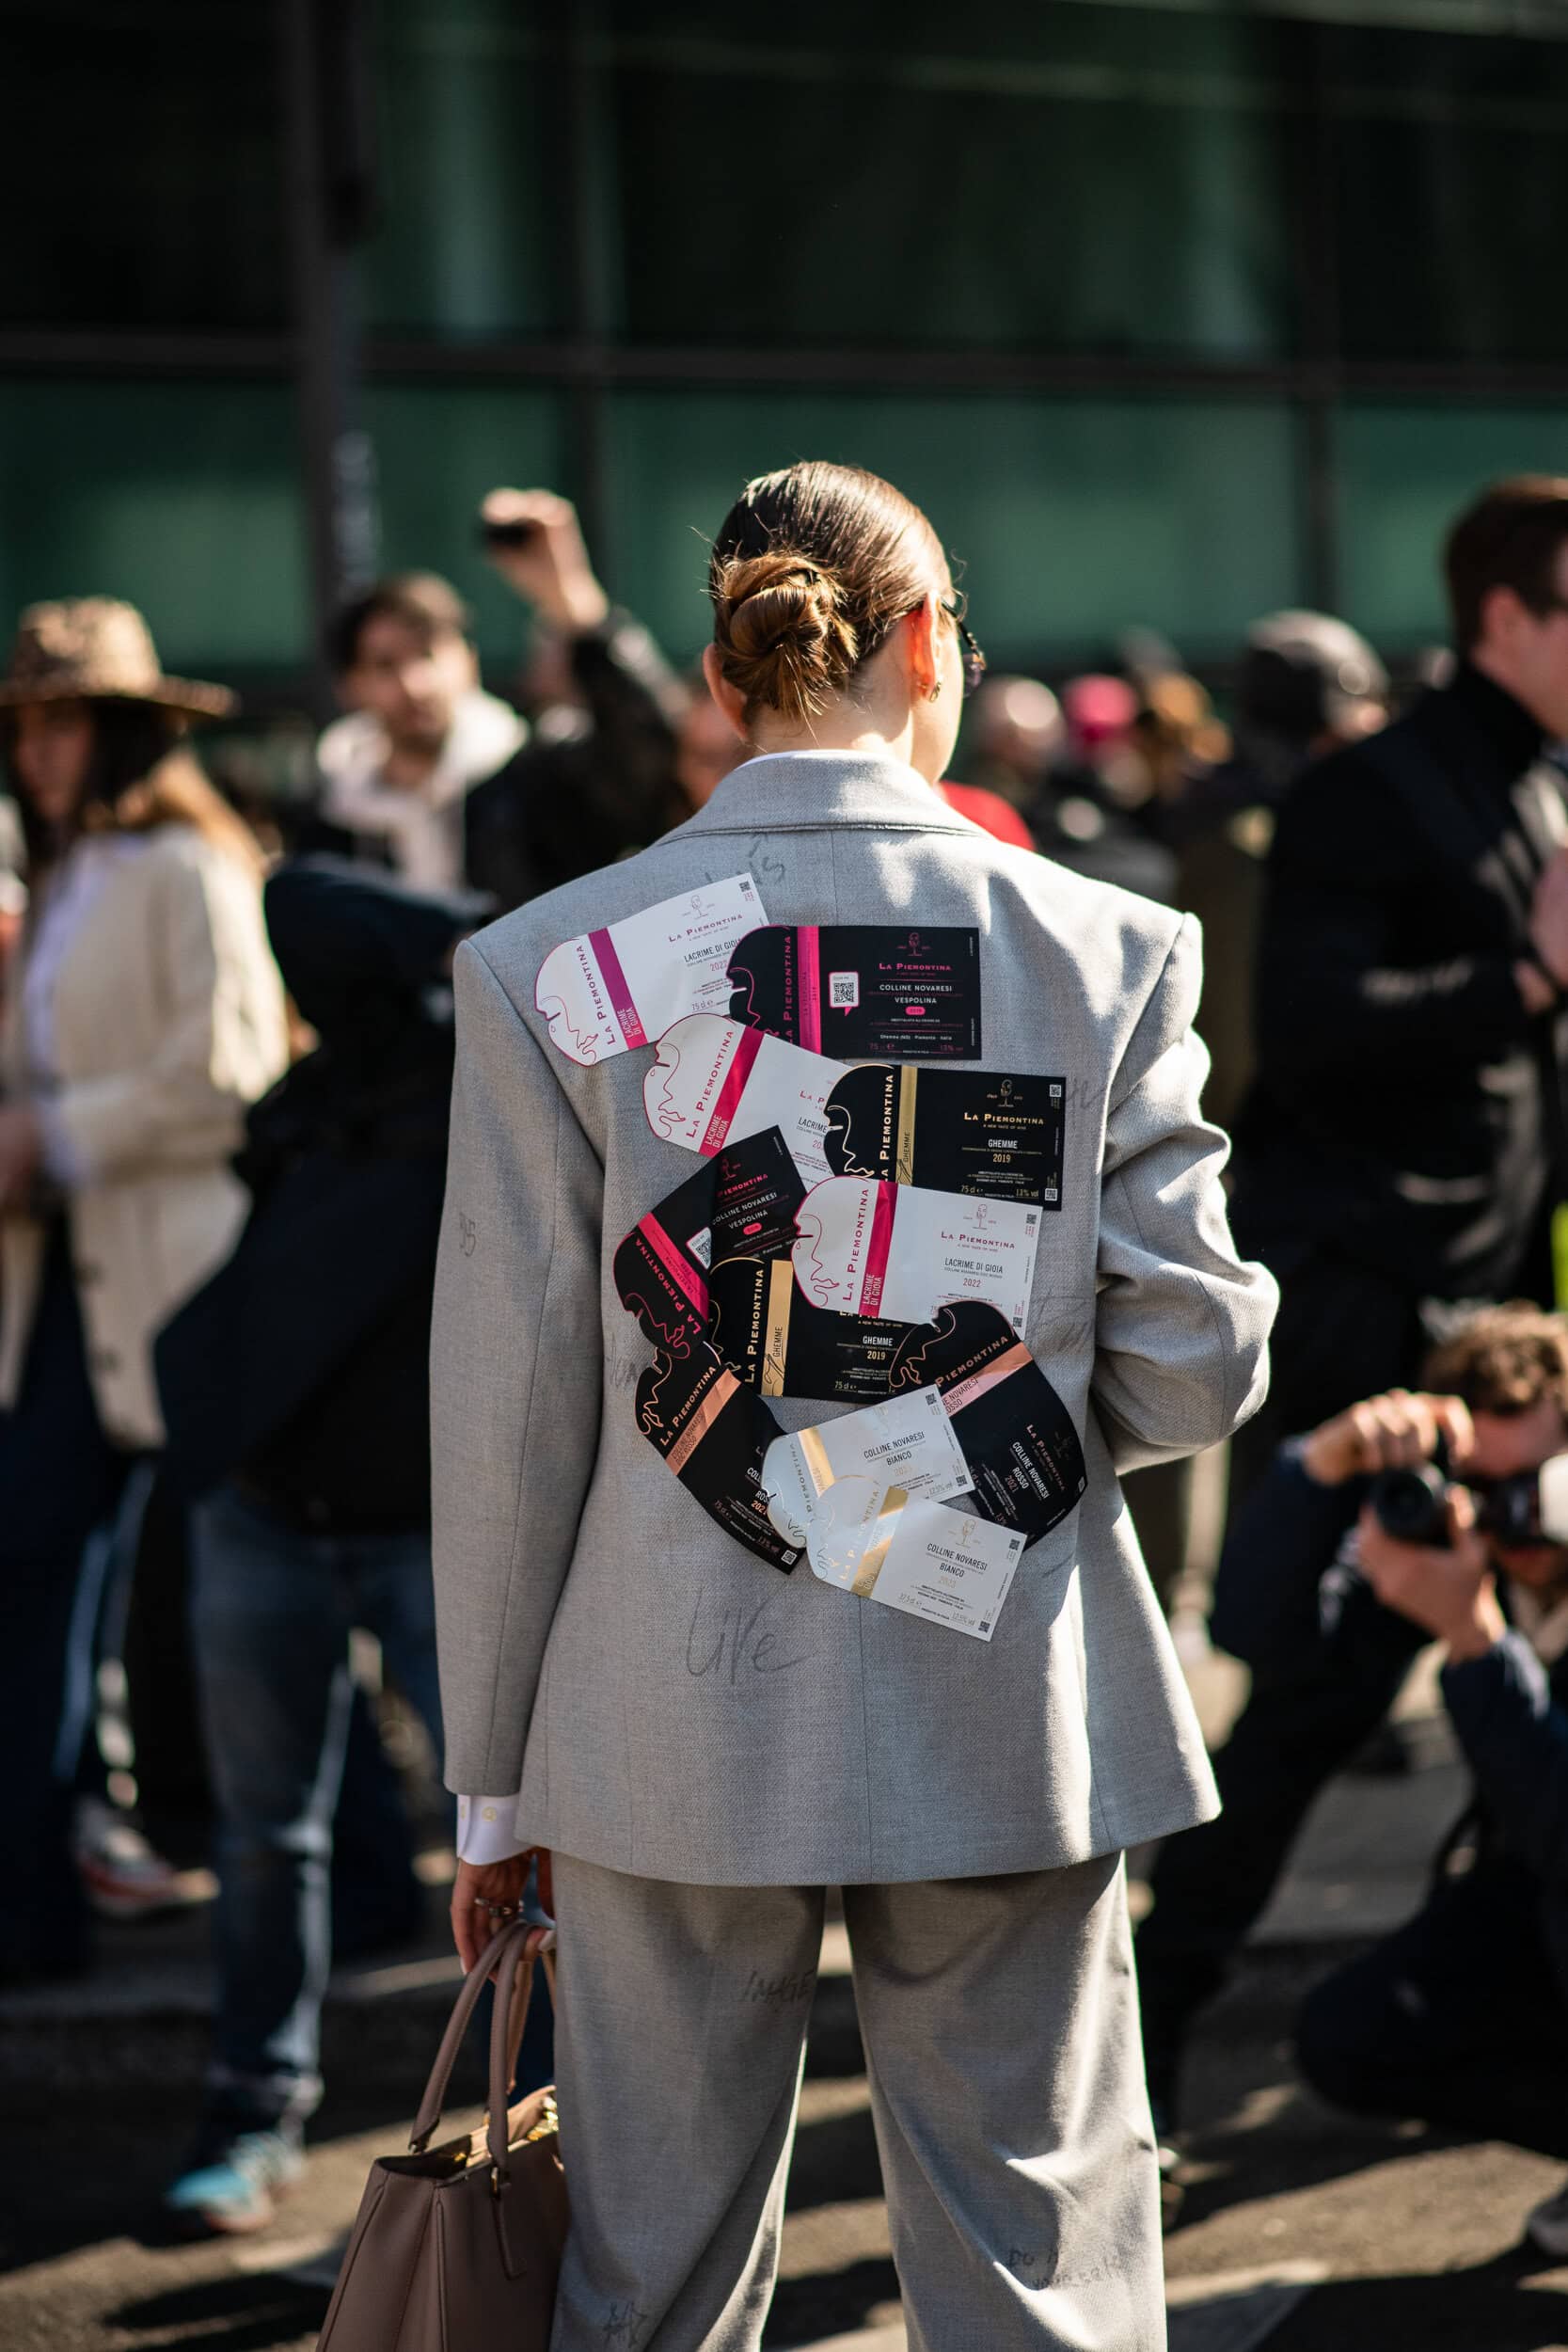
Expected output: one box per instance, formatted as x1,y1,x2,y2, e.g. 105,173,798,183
829,971,860,1009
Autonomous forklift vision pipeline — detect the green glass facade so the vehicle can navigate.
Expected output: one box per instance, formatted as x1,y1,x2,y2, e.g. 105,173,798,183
3,0,1566,691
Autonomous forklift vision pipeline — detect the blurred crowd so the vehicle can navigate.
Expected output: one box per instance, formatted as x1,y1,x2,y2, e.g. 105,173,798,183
5,470,1568,2250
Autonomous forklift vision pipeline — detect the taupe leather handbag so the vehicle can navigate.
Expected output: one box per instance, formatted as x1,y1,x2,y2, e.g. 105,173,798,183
317,1917,566,2352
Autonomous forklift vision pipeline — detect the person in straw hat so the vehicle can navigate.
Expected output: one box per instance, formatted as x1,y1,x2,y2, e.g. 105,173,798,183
0,597,287,1988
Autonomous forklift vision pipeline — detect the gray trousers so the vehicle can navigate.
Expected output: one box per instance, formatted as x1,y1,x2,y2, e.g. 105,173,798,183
548,1851,1164,2352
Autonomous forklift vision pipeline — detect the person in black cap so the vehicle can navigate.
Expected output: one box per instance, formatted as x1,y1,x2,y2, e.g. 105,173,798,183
1161,610,1390,1134
1137,478,1568,2144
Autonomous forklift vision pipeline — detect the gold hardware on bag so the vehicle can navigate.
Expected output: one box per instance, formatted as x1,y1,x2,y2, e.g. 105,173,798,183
524,2095,559,2144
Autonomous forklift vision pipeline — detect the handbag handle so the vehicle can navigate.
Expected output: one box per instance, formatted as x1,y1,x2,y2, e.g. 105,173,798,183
408,1917,553,2154
486,1927,553,2183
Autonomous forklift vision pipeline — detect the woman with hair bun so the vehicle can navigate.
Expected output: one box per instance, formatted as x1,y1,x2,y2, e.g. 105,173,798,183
434,463,1275,2348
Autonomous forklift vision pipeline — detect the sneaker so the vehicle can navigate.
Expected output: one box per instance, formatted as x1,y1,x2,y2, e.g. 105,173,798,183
163,2123,305,2236
73,1796,205,1921
1527,2178,1568,2260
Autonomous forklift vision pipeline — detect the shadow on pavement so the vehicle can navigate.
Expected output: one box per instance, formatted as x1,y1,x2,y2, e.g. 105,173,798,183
104,2273,325,2352
1266,2249,1568,2352
764,2255,902,2347
1173,2084,1435,2235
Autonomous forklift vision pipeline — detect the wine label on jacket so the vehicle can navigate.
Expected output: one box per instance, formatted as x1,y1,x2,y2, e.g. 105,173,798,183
636,1343,800,1573
727,925,982,1058
643,1013,843,1186
889,1300,1087,1544
613,1129,804,1352
824,1065,1065,1208
762,1384,972,1545
792,1177,1040,1333
536,874,767,1065
706,1256,912,1403
806,1482,1024,1640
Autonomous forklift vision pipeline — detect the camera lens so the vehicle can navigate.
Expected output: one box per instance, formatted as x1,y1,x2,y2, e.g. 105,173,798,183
1368,1461,1449,1547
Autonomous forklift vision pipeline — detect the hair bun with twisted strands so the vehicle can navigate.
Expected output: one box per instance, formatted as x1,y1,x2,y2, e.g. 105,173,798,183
709,548,861,726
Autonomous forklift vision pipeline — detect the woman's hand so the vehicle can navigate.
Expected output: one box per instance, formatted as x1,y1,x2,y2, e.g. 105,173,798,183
479,488,610,635
451,1850,551,1974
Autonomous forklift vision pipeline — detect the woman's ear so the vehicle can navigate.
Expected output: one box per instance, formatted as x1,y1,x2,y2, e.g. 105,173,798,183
702,644,751,739
903,593,944,705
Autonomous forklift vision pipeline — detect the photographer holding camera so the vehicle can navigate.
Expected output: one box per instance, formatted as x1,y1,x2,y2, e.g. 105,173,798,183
1139,477,1568,2151
1148,1304,1568,2249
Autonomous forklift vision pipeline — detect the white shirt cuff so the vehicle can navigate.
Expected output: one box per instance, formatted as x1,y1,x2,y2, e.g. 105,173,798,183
455,1792,530,1864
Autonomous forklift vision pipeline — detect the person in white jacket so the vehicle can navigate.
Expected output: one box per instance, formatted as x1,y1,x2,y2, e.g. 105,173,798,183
0,598,287,1986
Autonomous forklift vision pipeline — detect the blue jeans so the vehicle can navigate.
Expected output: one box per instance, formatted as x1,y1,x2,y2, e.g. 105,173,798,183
190,1484,444,2122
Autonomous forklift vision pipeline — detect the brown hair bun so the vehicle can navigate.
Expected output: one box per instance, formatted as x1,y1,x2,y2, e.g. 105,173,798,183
710,548,859,727
708,463,948,725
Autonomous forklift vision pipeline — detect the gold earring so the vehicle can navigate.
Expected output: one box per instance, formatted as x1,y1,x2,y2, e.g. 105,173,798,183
927,682,942,703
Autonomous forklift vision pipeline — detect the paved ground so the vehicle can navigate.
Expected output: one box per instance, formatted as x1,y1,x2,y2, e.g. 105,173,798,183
5,1647,1566,2350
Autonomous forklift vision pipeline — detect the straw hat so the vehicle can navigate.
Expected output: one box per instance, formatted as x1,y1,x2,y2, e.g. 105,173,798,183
0,598,235,718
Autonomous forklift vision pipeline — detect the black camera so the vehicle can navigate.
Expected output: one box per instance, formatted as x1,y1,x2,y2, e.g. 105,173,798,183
1367,1448,1454,1547
479,516,540,550
1369,1436,1568,1549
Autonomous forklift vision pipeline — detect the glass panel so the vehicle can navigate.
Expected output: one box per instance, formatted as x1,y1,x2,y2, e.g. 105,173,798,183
605,389,1300,667
3,0,285,331
1327,24,1568,362
0,381,305,675
363,0,562,339
1275,0,1568,31
604,2,1291,358
1338,403,1568,648
365,385,570,663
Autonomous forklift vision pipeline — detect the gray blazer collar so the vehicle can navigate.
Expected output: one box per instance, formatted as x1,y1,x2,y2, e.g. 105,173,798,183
678,749,972,836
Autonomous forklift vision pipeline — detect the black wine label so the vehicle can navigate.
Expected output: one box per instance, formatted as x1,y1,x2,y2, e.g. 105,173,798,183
727,924,982,1059
613,1128,805,1353
889,1301,1086,1546
636,1343,800,1573
823,1066,1065,1208
705,1256,914,1405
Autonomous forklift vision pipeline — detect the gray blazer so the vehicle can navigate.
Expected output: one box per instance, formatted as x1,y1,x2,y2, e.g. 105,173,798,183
431,751,1276,1884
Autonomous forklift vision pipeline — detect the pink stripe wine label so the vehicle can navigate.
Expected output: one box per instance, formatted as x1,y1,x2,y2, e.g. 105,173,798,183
587,927,646,1051
535,874,768,1067
701,1024,765,1152
797,925,821,1053
725,924,981,1060
636,1214,709,1315
860,1182,897,1315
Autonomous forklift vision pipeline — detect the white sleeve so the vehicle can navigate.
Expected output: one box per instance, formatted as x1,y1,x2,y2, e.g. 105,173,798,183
455,1792,531,1864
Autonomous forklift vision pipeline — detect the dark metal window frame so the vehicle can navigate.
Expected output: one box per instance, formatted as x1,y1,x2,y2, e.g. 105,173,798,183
6,12,1568,644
